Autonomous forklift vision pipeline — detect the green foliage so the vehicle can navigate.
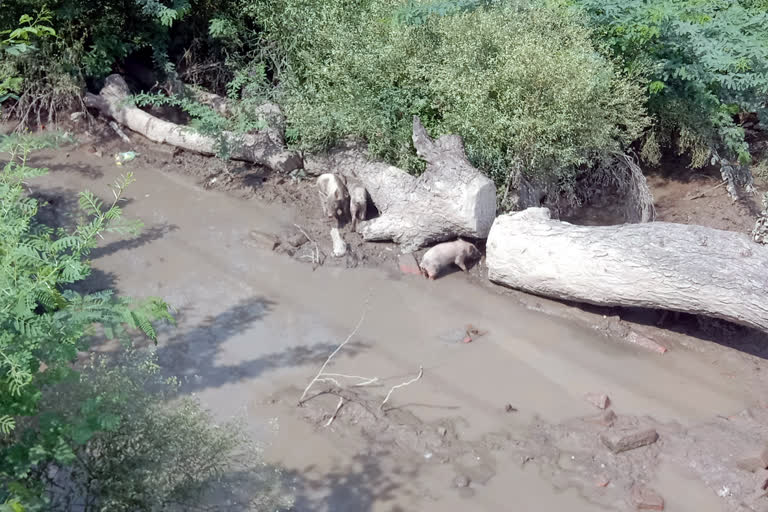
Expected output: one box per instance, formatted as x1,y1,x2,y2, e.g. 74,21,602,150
0,7,57,103
566,0,768,166
0,135,174,508
20,350,293,511
250,0,649,192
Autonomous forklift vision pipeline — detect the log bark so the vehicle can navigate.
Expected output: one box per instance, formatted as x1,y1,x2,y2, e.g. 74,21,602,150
84,74,301,173
305,117,496,252
486,208,768,332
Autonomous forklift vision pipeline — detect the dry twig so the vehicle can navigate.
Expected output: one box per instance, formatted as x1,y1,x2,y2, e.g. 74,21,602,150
294,223,323,267
380,366,424,411
687,180,727,200
325,397,345,427
298,308,367,405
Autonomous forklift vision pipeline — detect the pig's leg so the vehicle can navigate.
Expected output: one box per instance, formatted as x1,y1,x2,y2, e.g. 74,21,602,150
455,255,468,272
318,191,329,217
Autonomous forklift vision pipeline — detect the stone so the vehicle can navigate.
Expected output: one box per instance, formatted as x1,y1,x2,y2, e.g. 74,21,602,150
627,331,668,354
452,475,471,488
585,392,611,410
437,427,448,437
631,485,664,510
246,230,279,251
285,232,308,248
736,445,768,473
398,253,421,275
70,111,85,121
601,428,659,454
586,410,617,428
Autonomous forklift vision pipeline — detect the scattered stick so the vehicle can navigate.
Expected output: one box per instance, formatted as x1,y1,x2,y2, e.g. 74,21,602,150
298,309,367,405
687,180,727,200
294,223,323,267
380,366,424,411
108,120,132,144
325,397,345,427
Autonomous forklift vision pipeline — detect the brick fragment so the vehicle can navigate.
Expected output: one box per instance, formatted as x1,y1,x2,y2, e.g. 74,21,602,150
601,428,659,454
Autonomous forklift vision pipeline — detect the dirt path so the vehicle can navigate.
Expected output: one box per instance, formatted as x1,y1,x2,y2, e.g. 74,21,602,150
28,138,768,512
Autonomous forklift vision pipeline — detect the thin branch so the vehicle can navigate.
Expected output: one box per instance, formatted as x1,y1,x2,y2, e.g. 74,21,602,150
687,180,727,200
298,308,367,405
294,224,322,266
380,366,424,411
325,397,345,427
322,373,379,386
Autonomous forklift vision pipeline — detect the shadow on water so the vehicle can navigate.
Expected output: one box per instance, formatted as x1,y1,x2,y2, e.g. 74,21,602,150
157,297,370,393
284,452,412,512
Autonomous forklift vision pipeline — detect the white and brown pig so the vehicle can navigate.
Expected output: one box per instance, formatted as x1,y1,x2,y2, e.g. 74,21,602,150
419,239,481,280
349,183,368,230
317,173,350,225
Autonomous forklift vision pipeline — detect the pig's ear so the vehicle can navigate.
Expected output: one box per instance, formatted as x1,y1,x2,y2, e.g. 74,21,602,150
334,189,342,200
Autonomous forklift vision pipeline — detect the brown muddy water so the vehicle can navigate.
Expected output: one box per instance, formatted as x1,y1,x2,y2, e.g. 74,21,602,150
23,143,764,512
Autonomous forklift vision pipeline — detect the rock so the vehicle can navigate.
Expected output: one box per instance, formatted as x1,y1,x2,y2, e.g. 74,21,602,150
737,445,768,473
585,392,611,410
452,475,471,488
70,111,85,122
247,230,279,251
586,409,617,428
398,253,421,275
438,427,448,437
330,228,347,257
285,231,308,248
627,331,668,354
94,150,103,158
756,469,768,491
601,428,659,454
631,485,664,510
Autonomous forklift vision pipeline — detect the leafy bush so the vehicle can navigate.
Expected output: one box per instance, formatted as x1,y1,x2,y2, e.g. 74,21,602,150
251,0,649,194
0,134,173,508
567,0,768,167
0,7,57,104
27,350,294,511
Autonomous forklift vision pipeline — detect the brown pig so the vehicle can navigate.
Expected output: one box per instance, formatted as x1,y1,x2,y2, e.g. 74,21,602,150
317,173,350,225
349,183,368,230
419,239,481,280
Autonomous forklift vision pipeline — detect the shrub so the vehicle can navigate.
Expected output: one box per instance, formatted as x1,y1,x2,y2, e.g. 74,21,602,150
0,134,173,508
250,0,650,196
567,0,768,167
31,350,294,511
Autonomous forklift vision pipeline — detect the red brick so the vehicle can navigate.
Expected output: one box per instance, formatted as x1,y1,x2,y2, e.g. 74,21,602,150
398,253,421,275
631,485,664,510
601,428,658,454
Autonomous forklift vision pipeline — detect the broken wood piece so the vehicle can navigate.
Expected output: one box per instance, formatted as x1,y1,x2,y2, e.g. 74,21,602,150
85,74,302,173
109,120,131,143
311,117,496,251
486,208,768,333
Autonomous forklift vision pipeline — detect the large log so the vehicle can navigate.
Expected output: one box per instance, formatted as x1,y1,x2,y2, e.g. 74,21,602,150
304,117,497,252
85,74,302,173
486,208,768,332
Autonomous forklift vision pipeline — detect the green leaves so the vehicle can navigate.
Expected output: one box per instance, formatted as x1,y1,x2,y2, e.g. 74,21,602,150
572,0,768,166
0,136,173,507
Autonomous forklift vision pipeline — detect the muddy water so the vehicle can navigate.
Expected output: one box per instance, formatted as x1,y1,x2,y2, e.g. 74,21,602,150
29,147,747,511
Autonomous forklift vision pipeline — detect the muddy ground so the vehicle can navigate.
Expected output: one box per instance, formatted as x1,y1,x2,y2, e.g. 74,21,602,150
8,118,768,512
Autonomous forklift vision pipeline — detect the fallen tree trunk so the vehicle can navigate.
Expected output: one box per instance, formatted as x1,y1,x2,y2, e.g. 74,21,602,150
84,74,302,173
486,208,768,332
304,116,497,252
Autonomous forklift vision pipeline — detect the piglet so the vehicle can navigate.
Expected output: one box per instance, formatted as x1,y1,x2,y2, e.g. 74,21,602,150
317,173,350,226
420,239,481,280
349,183,368,230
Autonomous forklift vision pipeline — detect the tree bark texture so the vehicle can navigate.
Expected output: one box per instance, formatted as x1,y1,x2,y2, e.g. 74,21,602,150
486,208,768,332
304,117,497,252
85,74,301,173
